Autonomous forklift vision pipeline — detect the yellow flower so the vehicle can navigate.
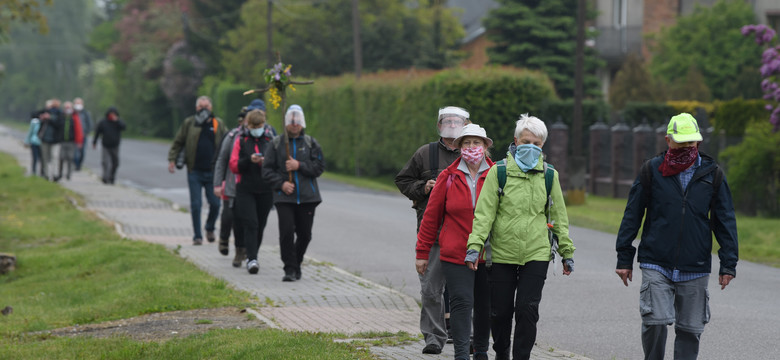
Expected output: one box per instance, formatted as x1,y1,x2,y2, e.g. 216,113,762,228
268,87,282,109
289,84,296,92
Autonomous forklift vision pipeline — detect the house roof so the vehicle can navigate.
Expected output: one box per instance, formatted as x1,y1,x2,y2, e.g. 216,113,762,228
446,0,499,44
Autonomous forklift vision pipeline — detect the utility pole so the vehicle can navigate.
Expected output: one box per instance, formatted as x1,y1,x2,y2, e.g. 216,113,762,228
569,0,587,204
267,0,273,67
352,0,362,79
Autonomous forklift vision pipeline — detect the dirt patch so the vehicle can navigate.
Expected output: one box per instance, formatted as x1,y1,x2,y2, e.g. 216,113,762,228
45,307,268,342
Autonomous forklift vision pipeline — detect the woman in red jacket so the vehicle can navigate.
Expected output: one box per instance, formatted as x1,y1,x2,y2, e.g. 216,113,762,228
416,124,494,360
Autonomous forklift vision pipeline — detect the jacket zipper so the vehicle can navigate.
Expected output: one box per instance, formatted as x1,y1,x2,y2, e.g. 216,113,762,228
672,166,716,270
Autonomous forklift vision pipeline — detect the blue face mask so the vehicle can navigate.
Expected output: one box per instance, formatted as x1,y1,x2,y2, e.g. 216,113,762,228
249,128,264,138
514,144,542,172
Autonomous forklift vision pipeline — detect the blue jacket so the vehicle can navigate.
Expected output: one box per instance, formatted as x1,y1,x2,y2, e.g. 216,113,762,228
616,152,738,276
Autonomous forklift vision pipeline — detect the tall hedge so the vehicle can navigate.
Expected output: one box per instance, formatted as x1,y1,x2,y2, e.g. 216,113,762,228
279,67,557,177
712,98,768,137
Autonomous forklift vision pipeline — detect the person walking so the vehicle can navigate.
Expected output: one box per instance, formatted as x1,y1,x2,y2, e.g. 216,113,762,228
615,113,738,360
37,106,59,181
92,107,126,185
262,104,324,282
465,114,575,360
229,109,276,274
23,110,43,177
214,105,249,265
416,124,494,360
53,101,84,182
167,96,228,245
395,106,469,354
73,97,92,171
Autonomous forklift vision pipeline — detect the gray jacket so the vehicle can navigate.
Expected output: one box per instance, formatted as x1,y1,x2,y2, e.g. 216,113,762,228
213,126,245,198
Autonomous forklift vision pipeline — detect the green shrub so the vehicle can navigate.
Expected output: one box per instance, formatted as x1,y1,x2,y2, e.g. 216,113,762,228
712,98,768,136
621,102,677,126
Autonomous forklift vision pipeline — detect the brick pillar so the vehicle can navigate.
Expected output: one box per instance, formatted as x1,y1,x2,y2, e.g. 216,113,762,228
547,120,569,190
656,124,668,154
589,121,610,195
632,122,655,177
611,122,631,198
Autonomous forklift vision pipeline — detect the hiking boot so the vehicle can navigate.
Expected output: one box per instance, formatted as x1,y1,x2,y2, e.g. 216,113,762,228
247,260,259,274
282,272,296,282
193,238,203,246
295,269,302,280
218,238,229,256
206,231,216,243
421,344,442,354
232,247,246,267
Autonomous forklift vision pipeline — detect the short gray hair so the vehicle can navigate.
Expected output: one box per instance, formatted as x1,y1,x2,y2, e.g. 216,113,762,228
195,95,212,107
514,113,548,143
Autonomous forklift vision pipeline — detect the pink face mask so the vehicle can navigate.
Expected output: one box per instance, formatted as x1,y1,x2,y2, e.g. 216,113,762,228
461,146,485,165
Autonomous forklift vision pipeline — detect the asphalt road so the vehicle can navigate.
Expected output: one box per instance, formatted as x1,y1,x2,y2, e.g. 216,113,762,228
9,128,779,359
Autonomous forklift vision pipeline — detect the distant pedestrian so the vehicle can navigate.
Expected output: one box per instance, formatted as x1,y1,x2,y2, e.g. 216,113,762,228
615,113,738,360
262,104,324,282
39,99,62,181
92,107,126,185
167,96,228,245
24,110,43,176
416,124,494,360
465,114,575,360
395,106,470,354
73,97,92,171
229,109,276,275
53,101,84,182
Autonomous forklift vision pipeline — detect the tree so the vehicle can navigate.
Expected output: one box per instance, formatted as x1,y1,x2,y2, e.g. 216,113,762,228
484,0,602,99
608,54,661,110
668,65,711,101
648,0,761,101
185,0,245,74
742,24,780,130
0,0,52,37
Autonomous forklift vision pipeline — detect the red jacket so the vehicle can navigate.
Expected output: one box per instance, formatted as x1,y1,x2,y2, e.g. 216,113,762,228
416,156,494,264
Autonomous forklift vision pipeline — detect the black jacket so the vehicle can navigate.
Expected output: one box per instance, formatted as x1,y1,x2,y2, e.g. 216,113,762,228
616,153,738,276
235,132,274,194
93,118,126,148
262,131,324,204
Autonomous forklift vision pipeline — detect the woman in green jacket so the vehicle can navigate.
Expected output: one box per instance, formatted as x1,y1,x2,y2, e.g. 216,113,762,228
465,114,575,360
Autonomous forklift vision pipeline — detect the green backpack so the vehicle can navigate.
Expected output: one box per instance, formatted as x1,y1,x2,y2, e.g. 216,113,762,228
483,159,556,267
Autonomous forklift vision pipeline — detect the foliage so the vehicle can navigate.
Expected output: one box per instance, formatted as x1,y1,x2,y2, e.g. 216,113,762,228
621,102,677,127
608,54,661,110
712,98,768,136
742,24,780,130
220,0,464,84
667,65,712,102
648,0,761,100
284,67,556,177
185,0,245,75
484,0,603,99
667,100,715,118
0,0,51,37
720,121,780,216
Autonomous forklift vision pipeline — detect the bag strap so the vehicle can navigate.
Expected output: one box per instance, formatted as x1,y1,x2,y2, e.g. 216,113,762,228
429,142,439,180
496,159,507,198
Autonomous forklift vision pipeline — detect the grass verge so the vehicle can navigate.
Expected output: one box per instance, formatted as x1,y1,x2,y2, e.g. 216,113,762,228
0,152,373,358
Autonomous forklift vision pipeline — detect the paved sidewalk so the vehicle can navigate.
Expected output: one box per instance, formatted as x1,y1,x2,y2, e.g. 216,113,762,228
1,125,590,359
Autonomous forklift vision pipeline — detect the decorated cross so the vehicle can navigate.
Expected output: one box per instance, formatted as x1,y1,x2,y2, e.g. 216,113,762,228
244,56,314,181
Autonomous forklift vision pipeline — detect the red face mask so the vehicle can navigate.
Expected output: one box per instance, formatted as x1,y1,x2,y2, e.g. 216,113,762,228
658,145,698,176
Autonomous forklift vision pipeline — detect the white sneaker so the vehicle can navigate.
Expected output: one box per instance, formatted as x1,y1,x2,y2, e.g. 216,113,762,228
247,260,259,274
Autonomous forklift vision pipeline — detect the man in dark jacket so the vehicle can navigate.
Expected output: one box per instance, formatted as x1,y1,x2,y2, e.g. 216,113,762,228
394,106,469,355
92,107,126,184
53,101,84,182
615,113,738,360
262,104,324,282
168,96,228,245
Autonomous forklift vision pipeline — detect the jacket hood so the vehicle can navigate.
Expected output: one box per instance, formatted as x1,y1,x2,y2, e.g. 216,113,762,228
105,107,119,117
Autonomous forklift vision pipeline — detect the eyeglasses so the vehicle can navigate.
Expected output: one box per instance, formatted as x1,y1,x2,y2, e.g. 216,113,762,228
440,119,465,126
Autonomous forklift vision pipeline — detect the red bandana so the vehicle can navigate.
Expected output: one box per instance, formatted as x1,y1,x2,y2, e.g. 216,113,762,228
658,146,698,177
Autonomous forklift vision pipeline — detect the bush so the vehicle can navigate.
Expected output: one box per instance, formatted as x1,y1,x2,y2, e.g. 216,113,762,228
621,102,677,127
712,98,769,136
720,121,780,217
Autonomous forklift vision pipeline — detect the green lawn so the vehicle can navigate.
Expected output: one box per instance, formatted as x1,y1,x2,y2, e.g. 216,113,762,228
0,152,374,359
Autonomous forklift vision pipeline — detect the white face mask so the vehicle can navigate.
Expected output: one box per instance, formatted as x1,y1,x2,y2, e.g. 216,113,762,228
74,104,84,111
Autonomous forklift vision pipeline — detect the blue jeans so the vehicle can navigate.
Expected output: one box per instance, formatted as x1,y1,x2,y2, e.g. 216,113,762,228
187,170,220,240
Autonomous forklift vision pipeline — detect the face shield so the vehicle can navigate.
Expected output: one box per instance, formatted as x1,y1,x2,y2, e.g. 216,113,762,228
437,107,469,139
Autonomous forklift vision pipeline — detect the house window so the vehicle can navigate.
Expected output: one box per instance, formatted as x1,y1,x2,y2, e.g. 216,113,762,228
768,13,780,35
613,0,627,28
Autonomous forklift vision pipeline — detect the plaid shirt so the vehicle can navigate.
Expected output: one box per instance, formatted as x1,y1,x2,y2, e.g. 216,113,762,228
641,155,708,282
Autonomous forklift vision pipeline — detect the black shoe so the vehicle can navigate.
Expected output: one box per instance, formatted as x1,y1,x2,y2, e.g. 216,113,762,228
52,175,61,182
247,260,259,274
218,238,229,256
282,273,296,282
206,231,215,243
101,178,108,184
295,269,301,280
473,353,488,360
421,344,442,354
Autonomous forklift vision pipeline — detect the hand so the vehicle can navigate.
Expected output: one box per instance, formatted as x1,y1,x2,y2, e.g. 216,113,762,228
466,261,478,271
616,269,632,287
719,274,734,290
424,180,436,194
562,258,574,276
415,259,428,275
168,162,175,173
282,181,295,195
214,187,223,198
285,157,300,172
251,154,264,164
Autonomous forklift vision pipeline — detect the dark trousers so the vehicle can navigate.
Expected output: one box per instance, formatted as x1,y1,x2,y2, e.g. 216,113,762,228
220,198,234,242
441,261,491,360
30,144,41,175
234,190,274,261
488,261,549,360
276,202,318,274
74,138,86,170
101,146,120,182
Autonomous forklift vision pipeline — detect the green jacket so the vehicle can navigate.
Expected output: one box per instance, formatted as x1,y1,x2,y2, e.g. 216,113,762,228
167,115,228,172
466,153,575,265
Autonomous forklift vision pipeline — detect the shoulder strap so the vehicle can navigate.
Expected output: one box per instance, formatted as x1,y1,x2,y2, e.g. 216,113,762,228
212,118,217,135
429,142,439,180
272,135,282,147
544,162,554,198
496,159,507,198
304,134,313,148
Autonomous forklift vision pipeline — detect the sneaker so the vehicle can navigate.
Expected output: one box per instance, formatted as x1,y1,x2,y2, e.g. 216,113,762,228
193,238,203,246
295,269,302,280
247,260,259,274
421,344,442,354
232,247,246,267
206,231,216,243
218,238,229,256
282,272,296,282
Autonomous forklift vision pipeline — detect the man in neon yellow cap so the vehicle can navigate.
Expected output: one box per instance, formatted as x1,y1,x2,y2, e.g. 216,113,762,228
615,113,738,359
